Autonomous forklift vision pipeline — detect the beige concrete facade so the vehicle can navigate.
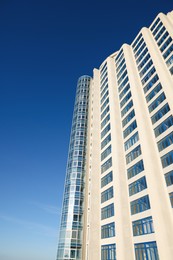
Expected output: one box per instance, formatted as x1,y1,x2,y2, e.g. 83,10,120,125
82,10,173,260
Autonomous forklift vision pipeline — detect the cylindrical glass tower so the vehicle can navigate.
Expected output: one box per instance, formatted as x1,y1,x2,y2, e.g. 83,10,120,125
56,75,91,260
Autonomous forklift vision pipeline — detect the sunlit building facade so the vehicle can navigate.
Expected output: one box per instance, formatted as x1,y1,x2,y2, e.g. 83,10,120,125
57,10,173,260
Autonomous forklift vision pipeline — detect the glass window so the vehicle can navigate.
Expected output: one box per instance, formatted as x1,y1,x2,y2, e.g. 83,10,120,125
129,176,147,196
124,132,139,151
127,160,144,179
101,83,108,97
138,53,151,71
131,195,150,215
152,21,163,36
136,47,148,65
132,33,142,48
148,92,166,113
101,171,113,188
161,150,173,168
160,37,172,53
135,42,146,59
101,222,115,239
119,84,130,100
101,123,111,139
166,54,173,67
101,98,109,112
101,133,111,150
146,83,162,103
100,62,107,74
101,106,110,120
116,58,125,74
101,114,110,129
101,244,116,260
140,60,153,78
151,103,170,124
150,17,160,32
155,26,166,41
143,74,159,94
154,116,173,137
158,31,169,46
133,38,144,53
169,192,173,207
135,242,159,260
101,145,112,161
132,216,154,236
163,44,173,59
118,70,128,85
101,186,114,203
120,91,132,108
141,67,156,86
126,145,141,164
100,72,108,85
121,100,133,117
115,48,123,62
157,131,173,152
122,109,135,127
165,170,173,186
101,90,109,104
123,120,137,139
117,64,126,79
101,158,112,174
101,203,114,220
118,76,129,93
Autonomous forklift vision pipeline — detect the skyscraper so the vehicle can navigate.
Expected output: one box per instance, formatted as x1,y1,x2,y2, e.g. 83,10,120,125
57,10,173,260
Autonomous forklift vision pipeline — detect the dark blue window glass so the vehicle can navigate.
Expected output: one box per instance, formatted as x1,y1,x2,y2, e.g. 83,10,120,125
101,222,115,239
123,120,137,139
101,203,114,220
163,44,173,59
122,109,135,127
148,92,166,113
101,123,111,139
160,37,172,52
101,114,110,129
169,192,173,207
121,100,133,117
101,186,114,203
135,242,159,260
124,132,139,151
131,195,150,215
165,170,173,186
127,160,144,179
155,26,166,41
151,103,170,124
146,83,162,103
101,133,111,149
141,67,156,85
101,244,116,260
126,145,141,164
101,171,113,188
101,158,112,174
120,91,132,108
119,84,130,100
101,145,111,161
132,216,154,236
161,150,173,168
129,176,147,196
154,116,173,137
157,131,173,152
143,74,159,94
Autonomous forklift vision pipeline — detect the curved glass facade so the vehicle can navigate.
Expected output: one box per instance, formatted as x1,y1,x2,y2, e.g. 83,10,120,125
56,75,91,260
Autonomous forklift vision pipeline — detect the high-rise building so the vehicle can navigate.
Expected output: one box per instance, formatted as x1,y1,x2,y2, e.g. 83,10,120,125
56,10,173,260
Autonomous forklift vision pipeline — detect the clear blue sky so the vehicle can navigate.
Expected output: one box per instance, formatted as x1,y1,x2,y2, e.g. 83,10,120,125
0,1,172,259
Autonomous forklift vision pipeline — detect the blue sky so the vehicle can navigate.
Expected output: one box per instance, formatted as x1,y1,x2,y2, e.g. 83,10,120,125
0,1,172,259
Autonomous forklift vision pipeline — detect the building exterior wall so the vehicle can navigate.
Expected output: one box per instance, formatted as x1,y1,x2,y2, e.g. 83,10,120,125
57,10,173,260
